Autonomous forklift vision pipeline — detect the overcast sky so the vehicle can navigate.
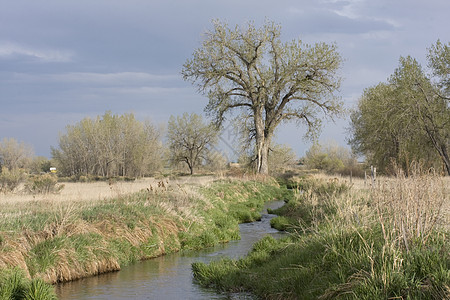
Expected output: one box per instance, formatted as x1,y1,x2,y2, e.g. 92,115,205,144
1,0,449,158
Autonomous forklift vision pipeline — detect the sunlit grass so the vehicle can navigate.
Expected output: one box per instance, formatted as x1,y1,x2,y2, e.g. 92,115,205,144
193,170,450,299
0,175,286,290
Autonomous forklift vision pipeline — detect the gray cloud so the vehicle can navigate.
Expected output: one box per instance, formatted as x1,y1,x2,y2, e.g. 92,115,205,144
0,0,449,157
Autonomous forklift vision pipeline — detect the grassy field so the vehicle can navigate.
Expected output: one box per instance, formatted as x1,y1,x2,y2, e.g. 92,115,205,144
0,176,216,204
193,169,450,299
1,171,448,299
0,175,290,298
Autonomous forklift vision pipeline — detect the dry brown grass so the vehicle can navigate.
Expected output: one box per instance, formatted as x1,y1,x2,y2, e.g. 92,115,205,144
311,168,449,225
0,176,217,205
0,178,156,204
373,165,448,251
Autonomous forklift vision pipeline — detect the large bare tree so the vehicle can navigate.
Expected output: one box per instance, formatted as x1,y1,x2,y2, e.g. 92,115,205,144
182,20,343,174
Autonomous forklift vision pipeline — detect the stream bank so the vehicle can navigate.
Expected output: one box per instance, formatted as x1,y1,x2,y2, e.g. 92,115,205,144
56,201,285,299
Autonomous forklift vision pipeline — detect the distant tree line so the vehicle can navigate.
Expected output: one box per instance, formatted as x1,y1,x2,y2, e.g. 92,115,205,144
51,112,164,178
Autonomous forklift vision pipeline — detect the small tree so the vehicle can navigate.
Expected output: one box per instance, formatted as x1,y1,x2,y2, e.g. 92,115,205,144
0,138,33,171
29,156,52,174
305,141,360,175
268,144,297,175
305,142,344,173
167,113,219,175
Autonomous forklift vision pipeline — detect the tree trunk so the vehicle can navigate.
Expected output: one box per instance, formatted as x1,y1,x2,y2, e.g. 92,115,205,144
424,126,450,176
441,146,450,176
258,141,270,174
254,108,270,174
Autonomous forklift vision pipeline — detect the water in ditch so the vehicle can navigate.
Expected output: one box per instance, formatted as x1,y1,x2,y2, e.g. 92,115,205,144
56,200,285,299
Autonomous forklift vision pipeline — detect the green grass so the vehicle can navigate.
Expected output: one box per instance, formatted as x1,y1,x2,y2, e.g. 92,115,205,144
193,176,450,299
178,179,290,250
0,177,290,298
0,268,57,300
194,221,449,299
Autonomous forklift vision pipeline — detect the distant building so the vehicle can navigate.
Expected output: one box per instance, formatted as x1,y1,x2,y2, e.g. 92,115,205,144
50,167,57,173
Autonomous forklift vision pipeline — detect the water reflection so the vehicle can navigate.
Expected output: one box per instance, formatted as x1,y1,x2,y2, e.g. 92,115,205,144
56,201,285,299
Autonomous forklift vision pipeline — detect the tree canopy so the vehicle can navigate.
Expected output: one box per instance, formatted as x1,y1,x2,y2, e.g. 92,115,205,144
182,20,343,174
0,138,33,171
349,41,450,175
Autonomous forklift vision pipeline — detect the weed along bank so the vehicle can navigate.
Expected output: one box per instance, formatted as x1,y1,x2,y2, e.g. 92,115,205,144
192,172,450,299
0,177,289,298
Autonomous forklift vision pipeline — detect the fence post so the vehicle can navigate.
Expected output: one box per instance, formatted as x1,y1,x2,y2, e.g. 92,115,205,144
370,165,376,187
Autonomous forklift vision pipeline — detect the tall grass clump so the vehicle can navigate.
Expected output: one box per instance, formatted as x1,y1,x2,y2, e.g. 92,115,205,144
193,169,449,299
270,177,349,232
0,268,57,300
373,163,446,251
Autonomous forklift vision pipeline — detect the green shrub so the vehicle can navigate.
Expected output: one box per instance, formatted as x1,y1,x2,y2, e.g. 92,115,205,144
304,141,365,176
25,174,64,194
0,167,25,193
270,216,290,231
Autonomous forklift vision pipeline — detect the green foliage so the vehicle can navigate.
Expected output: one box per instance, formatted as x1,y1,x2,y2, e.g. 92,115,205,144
0,268,26,300
23,278,57,300
269,215,290,231
180,180,289,250
25,174,64,194
304,141,364,176
427,39,450,95
27,237,65,277
0,167,25,193
350,41,450,175
305,143,344,173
